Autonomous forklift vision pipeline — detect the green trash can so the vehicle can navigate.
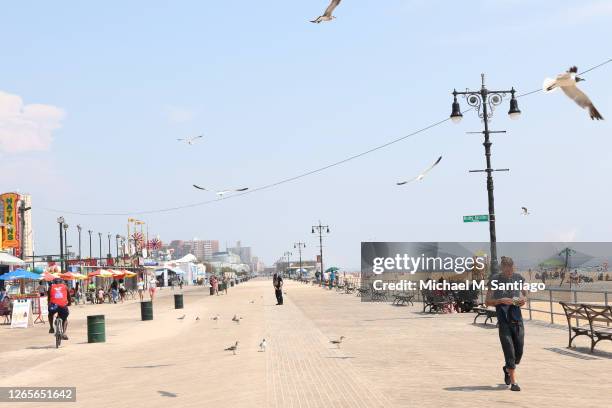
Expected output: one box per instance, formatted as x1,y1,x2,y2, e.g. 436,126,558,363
209,286,215,295
174,294,184,309
140,301,153,321
87,315,106,343
230,281,235,287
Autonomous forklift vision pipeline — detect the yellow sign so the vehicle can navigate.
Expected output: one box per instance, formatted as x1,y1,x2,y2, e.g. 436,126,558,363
1,193,20,249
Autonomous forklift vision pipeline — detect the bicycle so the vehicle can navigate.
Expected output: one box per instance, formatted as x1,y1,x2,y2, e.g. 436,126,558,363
54,316,64,348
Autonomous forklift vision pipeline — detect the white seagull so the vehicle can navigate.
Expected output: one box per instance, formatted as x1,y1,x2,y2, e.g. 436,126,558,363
177,314,186,320
521,207,530,216
311,0,342,23
193,185,249,198
543,66,604,120
232,314,243,324
177,135,204,145
259,338,267,352
396,156,442,185
225,341,239,355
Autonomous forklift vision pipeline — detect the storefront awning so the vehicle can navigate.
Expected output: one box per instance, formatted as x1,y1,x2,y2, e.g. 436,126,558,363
0,251,25,266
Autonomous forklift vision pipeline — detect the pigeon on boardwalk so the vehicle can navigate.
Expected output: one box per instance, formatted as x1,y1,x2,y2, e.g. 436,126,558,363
330,336,345,348
225,341,239,355
211,314,220,324
232,314,243,324
249,300,255,304
177,135,204,145
259,338,267,352
158,391,177,398
177,314,186,320
543,67,604,120
397,156,442,185
311,0,342,23
521,207,530,216
195,316,200,321
192,185,249,198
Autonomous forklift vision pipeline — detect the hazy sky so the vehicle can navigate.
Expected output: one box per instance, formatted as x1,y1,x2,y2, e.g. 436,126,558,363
1,0,611,269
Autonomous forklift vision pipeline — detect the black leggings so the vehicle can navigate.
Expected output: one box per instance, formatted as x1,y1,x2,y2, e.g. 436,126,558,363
498,320,524,369
275,289,283,305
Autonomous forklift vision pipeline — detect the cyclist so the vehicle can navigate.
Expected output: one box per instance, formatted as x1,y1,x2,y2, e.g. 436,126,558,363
48,278,70,340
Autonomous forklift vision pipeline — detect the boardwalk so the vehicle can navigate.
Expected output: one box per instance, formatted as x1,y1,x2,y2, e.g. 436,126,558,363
1,279,610,407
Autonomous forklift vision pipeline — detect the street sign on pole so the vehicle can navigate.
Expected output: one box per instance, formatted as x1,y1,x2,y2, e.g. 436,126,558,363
463,215,489,223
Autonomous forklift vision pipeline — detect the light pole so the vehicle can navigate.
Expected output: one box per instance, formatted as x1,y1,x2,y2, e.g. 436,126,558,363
116,235,121,260
294,242,306,279
19,202,31,259
98,232,102,261
63,223,69,266
312,221,330,286
77,225,82,260
57,217,65,271
284,251,292,276
107,233,112,259
450,73,521,276
88,230,93,259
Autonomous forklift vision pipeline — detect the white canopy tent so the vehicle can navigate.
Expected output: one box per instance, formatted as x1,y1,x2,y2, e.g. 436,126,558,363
0,251,25,266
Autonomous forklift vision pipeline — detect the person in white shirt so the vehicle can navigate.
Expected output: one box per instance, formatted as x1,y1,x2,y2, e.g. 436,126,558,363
137,278,145,301
148,277,157,301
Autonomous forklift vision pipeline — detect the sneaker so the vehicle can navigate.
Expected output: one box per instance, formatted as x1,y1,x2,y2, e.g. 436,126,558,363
503,366,511,385
510,383,521,392
61,334,69,340
49,328,54,334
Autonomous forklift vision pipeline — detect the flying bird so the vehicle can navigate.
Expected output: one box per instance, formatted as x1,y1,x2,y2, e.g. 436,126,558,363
177,314,186,320
330,336,345,348
177,135,204,145
311,0,342,23
225,341,239,355
521,207,530,216
195,316,200,321
249,300,255,304
543,67,604,120
211,314,220,324
396,156,442,185
192,185,249,198
232,314,243,324
259,338,267,352
158,391,178,398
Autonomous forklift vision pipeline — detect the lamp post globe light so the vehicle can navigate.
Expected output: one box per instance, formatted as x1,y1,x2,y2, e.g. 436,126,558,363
98,232,103,262
63,223,69,266
312,221,330,286
76,224,82,260
88,230,93,259
294,242,306,280
450,74,521,276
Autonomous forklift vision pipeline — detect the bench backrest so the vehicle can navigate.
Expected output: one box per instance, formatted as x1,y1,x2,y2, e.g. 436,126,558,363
559,302,589,324
582,304,612,326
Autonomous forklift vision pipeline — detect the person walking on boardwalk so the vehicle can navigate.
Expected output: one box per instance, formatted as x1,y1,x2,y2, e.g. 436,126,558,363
273,271,283,305
485,256,528,392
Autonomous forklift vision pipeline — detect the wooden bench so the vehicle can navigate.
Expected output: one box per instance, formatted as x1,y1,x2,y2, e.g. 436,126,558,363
472,306,497,325
560,302,612,352
392,293,415,306
356,288,369,297
421,290,454,313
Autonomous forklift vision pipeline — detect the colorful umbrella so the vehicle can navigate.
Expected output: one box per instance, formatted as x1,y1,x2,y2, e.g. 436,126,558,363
60,272,88,280
88,269,114,278
42,271,60,282
0,269,41,280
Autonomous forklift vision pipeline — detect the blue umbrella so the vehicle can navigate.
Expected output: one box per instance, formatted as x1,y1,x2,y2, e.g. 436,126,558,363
0,269,42,280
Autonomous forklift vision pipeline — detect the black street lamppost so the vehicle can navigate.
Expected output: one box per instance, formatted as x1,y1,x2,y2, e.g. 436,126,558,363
57,217,65,271
98,232,103,262
312,221,330,286
63,223,69,266
107,233,112,259
294,242,306,278
88,230,93,259
450,73,521,276
284,251,292,276
77,225,82,260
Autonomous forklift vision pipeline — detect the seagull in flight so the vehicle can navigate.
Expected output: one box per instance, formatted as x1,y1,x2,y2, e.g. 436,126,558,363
396,156,442,185
259,338,267,352
177,134,204,145
177,314,186,320
543,66,604,120
311,0,342,23
232,314,243,324
521,207,530,216
192,185,249,198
